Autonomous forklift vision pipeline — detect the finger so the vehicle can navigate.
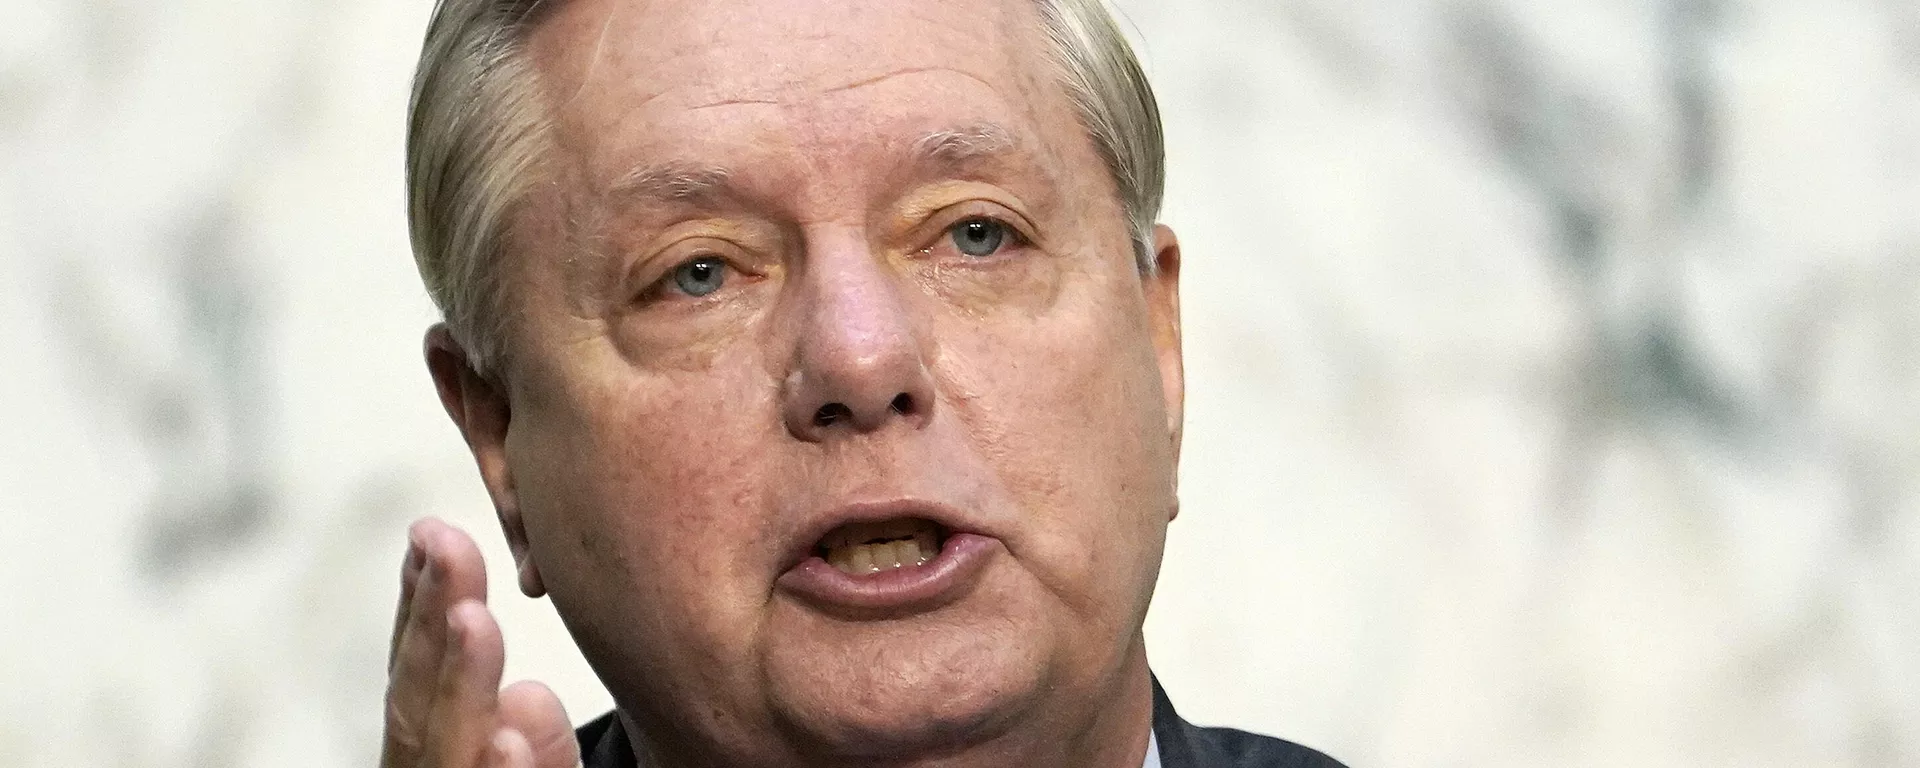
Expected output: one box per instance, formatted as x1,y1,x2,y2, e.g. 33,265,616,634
383,538,451,767
499,681,583,768
391,521,491,711
488,729,536,768
383,519,491,766
426,599,508,768
389,522,428,670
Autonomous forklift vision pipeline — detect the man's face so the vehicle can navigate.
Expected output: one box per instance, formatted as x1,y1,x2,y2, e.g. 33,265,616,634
478,0,1183,761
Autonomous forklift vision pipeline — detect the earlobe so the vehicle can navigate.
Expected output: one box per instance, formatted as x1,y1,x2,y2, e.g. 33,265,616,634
502,501,547,598
519,558,547,597
423,325,545,597
499,486,546,598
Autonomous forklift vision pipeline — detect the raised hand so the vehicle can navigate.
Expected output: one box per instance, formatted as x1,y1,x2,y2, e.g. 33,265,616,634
382,518,583,768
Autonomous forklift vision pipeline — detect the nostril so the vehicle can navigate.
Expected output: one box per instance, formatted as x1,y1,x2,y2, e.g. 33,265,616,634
889,393,915,415
813,403,852,427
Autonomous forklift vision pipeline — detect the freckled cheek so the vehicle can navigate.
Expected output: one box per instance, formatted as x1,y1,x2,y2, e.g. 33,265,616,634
521,367,781,602
940,302,1166,585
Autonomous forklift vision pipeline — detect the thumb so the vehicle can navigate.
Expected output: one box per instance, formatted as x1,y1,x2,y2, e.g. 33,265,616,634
498,680,583,768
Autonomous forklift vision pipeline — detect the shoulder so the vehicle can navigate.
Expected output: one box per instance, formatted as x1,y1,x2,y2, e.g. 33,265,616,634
1151,677,1350,768
575,711,635,768
1167,721,1349,768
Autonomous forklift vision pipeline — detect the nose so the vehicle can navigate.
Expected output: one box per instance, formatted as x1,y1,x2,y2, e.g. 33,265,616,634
780,236,936,441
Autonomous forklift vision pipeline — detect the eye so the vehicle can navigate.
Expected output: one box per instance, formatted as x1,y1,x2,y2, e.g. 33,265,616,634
949,218,1011,258
668,255,728,297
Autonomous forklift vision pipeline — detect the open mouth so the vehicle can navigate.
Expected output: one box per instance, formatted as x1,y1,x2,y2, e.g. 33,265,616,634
814,518,946,575
778,509,997,614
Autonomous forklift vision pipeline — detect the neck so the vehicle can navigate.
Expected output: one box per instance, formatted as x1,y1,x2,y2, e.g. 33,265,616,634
625,638,1156,768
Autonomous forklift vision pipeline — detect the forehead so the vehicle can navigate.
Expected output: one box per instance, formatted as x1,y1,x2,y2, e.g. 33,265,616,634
525,0,1072,186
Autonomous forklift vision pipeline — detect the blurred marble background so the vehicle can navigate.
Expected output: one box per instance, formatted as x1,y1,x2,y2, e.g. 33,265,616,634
2,0,1916,766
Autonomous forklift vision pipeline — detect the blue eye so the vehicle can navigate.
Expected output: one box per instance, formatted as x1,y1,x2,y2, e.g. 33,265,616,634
670,256,727,297
949,218,1008,257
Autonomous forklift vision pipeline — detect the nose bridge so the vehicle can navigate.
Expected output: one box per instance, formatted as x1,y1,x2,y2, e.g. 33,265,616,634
782,229,934,438
805,237,915,365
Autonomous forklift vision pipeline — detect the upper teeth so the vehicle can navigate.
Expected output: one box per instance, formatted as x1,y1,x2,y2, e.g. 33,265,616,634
822,519,942,575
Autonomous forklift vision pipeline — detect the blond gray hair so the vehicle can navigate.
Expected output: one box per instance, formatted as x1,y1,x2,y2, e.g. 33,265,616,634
406,0,1164,375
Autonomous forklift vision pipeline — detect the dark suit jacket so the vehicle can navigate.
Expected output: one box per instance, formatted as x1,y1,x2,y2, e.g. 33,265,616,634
575,676,1348,768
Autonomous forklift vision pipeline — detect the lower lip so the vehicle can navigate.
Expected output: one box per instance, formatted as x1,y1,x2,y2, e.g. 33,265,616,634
776,533,999,616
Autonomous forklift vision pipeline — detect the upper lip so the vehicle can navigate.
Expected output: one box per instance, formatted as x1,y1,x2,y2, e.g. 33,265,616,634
779,497,986,573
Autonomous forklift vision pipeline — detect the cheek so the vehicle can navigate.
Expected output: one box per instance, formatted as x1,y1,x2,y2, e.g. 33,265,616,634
937,269,1172,613
508,351,783,660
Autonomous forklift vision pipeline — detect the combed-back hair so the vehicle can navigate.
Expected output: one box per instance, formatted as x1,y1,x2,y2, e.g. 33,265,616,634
406,0,1164,376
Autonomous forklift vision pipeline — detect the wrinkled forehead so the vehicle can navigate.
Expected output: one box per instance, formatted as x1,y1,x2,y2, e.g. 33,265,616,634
523,0,1077,188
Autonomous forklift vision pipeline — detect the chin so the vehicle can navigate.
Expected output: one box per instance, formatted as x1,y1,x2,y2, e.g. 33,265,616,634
759,607,1054,760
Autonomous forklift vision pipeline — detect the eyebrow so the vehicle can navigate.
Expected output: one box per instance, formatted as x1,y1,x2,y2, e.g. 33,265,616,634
910,122,1020,168
602,121,1034,214
607,162,736,206
905,121,1065,203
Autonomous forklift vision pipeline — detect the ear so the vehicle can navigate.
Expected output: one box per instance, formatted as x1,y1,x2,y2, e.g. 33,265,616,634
424,325,547,598
1145,224,1184,518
